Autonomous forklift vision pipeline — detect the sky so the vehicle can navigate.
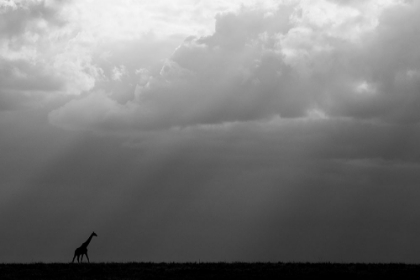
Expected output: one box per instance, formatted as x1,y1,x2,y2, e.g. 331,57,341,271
1,0,420,263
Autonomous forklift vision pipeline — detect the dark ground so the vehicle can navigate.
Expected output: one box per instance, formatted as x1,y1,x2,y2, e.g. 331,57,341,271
1,262,420,279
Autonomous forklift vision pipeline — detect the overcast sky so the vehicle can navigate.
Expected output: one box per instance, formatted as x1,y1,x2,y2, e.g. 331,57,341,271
1,0,420,263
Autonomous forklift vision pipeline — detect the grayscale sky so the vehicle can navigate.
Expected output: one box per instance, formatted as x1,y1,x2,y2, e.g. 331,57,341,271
1,0,420,263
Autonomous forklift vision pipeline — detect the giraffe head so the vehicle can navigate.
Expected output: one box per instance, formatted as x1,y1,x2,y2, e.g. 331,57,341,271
92,231,98,237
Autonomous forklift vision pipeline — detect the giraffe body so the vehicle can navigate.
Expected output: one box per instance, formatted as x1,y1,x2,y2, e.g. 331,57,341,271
72,232,97,263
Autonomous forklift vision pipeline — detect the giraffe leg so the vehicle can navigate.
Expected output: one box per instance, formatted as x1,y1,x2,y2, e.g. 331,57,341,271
86,253,90,263
77,255,80,263
81,254,84,262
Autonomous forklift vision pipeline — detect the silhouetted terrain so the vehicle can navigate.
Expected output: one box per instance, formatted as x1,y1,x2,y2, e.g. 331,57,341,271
1,262,420,279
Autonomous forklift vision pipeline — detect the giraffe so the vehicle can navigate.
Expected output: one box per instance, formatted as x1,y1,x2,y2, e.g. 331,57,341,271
72,232,97,263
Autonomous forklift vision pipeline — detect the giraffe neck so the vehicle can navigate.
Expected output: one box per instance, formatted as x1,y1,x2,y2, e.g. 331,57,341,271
82,233,94,248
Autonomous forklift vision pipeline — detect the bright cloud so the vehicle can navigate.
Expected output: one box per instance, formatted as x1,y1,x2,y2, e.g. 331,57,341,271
0,0,279,110
1,0,419,128
45,0,420,132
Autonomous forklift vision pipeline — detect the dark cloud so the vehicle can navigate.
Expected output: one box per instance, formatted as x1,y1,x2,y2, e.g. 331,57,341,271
0,58,63,89
0,0,81,110
324,1,420,123
91,33,185,105
0,0,68,40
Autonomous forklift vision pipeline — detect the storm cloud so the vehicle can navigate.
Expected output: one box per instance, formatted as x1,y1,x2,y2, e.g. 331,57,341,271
48,0,420,131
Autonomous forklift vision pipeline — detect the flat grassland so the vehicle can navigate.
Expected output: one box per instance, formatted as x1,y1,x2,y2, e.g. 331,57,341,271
1,262,420,279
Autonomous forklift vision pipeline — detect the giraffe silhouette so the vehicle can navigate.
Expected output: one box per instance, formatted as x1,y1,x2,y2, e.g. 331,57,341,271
72,232,97,263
